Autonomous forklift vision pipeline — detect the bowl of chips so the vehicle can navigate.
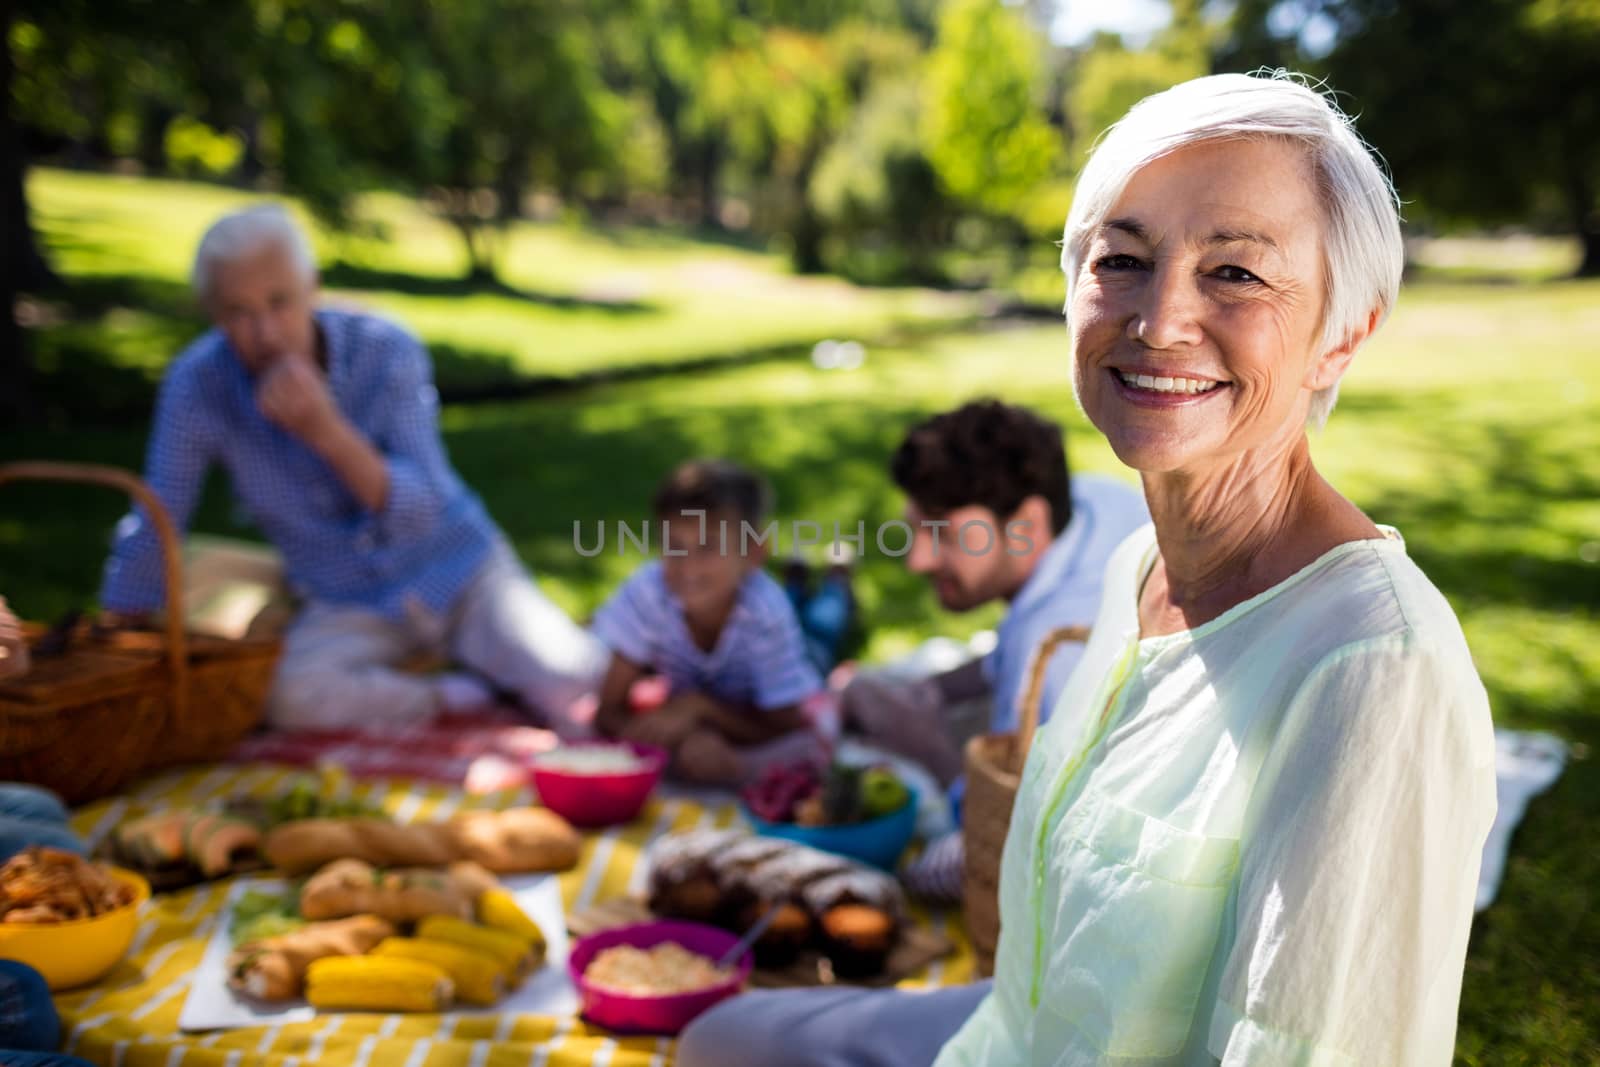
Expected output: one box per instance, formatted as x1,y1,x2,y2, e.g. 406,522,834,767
568,920,751,1035
0,847,150,989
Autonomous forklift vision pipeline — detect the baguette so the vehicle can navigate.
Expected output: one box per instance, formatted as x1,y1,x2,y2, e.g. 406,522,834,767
262,819,458,874
262,808,581,876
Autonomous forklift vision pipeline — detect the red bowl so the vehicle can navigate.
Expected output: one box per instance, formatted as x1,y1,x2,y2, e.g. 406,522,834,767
569,920,751,1035
529,741,666,828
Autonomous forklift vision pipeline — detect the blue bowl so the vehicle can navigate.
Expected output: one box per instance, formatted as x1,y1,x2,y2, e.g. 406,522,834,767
740,791,918,871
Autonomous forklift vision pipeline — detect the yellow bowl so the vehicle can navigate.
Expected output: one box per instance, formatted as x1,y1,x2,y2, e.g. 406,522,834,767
0,867,150,990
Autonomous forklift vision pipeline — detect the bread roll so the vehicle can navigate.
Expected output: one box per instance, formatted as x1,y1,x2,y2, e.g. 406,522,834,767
227,915,396,1000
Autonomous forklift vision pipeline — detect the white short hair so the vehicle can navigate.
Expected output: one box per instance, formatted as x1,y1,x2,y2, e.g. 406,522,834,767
1061,71,1404,427
191,204,317,307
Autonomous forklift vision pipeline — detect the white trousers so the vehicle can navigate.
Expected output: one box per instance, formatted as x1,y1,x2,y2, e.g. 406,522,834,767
676,978,991,1067
266,542,606,732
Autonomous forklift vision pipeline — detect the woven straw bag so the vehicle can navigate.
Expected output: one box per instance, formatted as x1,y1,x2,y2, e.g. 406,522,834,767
961,624,1090,978
0,462,280,799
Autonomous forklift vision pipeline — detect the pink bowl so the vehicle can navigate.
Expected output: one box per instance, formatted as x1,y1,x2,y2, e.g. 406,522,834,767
569,920,752,1035
530,741,667,828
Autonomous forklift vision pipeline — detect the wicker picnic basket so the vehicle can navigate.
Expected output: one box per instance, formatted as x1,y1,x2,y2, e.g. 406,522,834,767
0,462,280,798
961,623,1090,978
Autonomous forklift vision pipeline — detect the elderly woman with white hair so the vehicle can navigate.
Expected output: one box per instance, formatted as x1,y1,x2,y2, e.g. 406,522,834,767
678,71,1495,1067
100,205,608,732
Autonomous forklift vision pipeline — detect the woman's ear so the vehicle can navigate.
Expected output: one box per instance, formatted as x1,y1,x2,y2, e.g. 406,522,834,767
1307,306,1380,390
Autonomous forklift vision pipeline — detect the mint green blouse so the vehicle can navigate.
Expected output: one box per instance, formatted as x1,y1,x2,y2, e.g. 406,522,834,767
935,526,1496,1066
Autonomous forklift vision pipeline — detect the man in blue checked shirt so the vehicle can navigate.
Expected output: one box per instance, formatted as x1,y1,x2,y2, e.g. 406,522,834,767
99,205,606,733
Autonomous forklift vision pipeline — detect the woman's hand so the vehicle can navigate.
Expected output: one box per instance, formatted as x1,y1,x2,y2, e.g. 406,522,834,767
0,597,31,681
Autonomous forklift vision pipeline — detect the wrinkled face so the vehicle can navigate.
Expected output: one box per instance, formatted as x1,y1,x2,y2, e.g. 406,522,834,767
206,241,318,375
1070,138,1336,474
659,510,757,621
903,501,1027,612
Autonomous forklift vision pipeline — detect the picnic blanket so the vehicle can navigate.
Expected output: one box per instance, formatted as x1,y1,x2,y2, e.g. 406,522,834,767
59,762,976,1067
227,711,557,793
1477,729,1570,912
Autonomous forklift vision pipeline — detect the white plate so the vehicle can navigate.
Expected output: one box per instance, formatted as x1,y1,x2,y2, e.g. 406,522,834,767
178,874,577,1031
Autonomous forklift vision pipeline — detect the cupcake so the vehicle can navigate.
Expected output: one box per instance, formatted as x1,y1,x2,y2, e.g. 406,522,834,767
803,868,904,977
734,845,853,967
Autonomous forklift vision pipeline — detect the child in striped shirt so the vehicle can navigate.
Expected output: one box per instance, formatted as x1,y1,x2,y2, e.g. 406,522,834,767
591,460,826,786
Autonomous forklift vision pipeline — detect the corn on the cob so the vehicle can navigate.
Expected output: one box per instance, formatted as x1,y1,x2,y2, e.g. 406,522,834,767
372,938,506,1006
416,915,541,976
304,956,453,1013
476,888,547,950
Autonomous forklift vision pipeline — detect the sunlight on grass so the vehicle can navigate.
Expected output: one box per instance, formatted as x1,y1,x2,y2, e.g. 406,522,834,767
27,168,978,391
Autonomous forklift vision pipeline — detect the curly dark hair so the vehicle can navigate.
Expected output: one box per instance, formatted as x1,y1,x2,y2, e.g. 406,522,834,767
890,399,1071,535
652,458,773,526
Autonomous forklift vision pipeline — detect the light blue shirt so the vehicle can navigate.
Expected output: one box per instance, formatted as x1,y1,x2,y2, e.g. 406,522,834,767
983,473,1149,734
591,561,823,710
100,308,498,619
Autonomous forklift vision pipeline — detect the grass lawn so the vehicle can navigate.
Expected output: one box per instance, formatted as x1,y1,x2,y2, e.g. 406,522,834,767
23,168,980,409
3,174,1598,1063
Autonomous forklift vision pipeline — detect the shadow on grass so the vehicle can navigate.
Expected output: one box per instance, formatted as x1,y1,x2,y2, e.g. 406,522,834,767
321,263,657,314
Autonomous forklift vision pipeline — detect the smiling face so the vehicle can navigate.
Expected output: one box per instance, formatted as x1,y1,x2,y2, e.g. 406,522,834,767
659,509,758,626
1069,137,1352,475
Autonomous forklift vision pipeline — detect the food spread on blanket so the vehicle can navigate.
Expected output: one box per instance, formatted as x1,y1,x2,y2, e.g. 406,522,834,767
225,857,550,1012
583,942,732,996
90,772,582,1014
0,847,137,923
741,762,910,826
531,745,648,775
104,777,388,889
647,829,904,976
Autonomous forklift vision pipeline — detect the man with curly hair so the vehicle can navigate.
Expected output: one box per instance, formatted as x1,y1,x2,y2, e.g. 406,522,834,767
841,399,1147,784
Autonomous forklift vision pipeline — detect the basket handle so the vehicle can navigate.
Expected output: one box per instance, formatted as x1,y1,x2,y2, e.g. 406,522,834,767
0,461,190,721
1015,624,1091,762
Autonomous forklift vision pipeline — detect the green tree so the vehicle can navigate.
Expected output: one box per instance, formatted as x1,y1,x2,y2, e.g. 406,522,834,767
1228,0,1600,276
408,0,626,280
698,28,852,271
1066,36,1207,165
810,74,956,282
922,0,1061,221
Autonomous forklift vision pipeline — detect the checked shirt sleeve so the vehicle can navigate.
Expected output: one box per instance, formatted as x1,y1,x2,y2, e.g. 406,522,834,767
358,332,456,547
100,361,219,613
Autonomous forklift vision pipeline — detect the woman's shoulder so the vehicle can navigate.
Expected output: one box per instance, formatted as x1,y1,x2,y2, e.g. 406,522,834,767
1279,536,1491,741
1290,532,1470,656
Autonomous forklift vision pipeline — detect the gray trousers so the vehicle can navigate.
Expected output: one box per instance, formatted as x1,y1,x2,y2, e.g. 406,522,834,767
266,542,606,732
676,979,991,1067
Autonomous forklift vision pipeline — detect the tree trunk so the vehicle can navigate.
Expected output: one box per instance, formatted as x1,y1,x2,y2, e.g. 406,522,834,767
1565,155,1598,277
452,212,497,283
1,6,44,420
138,100,175,175
1579,227,1600,278
696,139,722,228
790,207,826,274
236,113,266,185
496,148,529,223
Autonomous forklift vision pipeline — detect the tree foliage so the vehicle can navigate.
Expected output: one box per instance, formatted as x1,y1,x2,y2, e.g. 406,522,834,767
1224,0,1600,275
922,0,1061,219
